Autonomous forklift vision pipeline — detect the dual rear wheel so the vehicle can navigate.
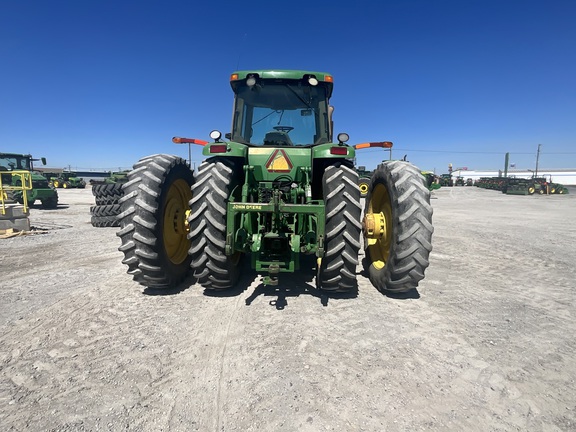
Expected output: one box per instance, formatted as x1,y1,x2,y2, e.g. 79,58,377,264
117,155,433,294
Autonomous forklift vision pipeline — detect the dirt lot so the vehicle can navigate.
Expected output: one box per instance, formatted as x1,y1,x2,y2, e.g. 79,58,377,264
1,185,575,431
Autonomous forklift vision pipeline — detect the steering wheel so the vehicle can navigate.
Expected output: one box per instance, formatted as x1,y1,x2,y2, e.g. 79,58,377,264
273,126,294,133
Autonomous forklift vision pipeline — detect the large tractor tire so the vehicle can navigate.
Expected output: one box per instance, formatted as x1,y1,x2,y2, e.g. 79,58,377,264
363,160,433,293
317,164,362,292
358,177,370,198
41,195,58,209
116,154,194,289
90,204,121,227
188,158,242,290
91,215,120,227
90,203,122,217
92,183,124,205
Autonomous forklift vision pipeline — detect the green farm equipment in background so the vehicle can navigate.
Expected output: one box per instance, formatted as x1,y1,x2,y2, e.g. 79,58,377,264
476,175,569,196
49,171,86,189
421,171,441,191
117,70,433,294
454,176,465,186
502,178,534,195
439,174,453,187
532,176,570,195
0,152,58,208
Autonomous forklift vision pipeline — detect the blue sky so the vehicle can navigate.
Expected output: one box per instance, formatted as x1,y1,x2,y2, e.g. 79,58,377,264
1,0,575,174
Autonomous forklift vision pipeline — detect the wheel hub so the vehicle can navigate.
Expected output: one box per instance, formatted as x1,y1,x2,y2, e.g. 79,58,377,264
363,212,386,246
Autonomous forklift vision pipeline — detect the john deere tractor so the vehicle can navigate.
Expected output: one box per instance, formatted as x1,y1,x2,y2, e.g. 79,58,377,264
117,70,433,294
0,152,58,208
50,171,86,189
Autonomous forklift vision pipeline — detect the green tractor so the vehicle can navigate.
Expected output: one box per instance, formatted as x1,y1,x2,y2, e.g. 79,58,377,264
439,174,453,187
531,175,569,195
421,171,441,191
0,152,58,208
51,171,86,189
117,70,433,294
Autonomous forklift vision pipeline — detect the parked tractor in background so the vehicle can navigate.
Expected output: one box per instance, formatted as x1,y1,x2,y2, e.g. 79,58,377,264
49,171,86,189
454,176,465,186
439,174,453,187
117,70,433,294
532,175,570,195
0,152,58,208
421,171,441,191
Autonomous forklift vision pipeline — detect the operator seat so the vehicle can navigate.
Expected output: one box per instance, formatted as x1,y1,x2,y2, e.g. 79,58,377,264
264,131,293,146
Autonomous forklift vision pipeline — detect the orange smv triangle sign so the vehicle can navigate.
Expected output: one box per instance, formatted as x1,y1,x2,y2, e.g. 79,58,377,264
265,149,293,173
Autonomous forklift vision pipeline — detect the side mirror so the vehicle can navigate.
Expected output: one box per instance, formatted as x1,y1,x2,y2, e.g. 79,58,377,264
41,157,47,165
225,133,231,139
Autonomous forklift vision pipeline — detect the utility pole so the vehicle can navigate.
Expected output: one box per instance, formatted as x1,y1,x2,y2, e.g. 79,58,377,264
535,144,541,176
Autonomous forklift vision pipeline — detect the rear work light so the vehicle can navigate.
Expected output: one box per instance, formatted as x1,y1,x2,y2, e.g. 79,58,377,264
209,144,228,154
330,146,348,155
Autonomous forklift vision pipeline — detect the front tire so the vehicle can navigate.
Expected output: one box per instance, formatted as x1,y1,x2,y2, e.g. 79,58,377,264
317,164,362,292
363,161,433,293
116,154,194,289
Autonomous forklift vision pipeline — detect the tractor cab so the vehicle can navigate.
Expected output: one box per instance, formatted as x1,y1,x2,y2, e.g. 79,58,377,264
229,70,334,146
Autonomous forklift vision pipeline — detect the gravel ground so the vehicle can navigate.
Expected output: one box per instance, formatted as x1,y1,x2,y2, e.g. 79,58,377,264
1,185,575,431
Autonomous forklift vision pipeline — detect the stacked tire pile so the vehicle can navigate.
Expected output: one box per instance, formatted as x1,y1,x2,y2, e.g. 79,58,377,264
90,183,124,227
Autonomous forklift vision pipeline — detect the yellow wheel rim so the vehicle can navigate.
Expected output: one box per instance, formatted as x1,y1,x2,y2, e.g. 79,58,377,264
359,181,369,196
63,183,68,188
163,178,192,265
364,183,392,270
54,181,59,188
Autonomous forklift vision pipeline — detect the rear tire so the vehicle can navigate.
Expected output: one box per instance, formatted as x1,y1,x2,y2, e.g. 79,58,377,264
41,195,58,209
317,164,362,292
188,158,242,290
116,154,194,289
363,161,433,293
